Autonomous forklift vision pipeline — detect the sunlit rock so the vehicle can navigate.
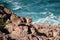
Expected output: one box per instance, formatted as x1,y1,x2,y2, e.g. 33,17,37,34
26,17,32,25
0,5,60,40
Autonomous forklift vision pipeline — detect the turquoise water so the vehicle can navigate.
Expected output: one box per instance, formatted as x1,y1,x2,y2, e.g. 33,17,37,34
0,0,60,26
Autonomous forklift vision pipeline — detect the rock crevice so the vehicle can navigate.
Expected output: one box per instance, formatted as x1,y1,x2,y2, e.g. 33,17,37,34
0,5,60,40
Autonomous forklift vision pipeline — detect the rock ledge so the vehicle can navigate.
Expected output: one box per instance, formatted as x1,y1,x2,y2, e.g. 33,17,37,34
0,5,60,40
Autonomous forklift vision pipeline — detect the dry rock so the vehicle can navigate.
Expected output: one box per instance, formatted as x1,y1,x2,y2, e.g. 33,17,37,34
0,5,60,40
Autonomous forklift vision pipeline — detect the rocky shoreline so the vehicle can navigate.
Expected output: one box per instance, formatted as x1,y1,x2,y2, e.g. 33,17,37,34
0,5,60,40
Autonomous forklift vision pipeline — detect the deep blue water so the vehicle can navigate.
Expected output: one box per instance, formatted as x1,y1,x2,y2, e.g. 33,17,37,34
0,0,60,26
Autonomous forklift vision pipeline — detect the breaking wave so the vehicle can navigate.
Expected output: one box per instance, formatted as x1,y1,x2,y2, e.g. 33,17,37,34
32,12,60,26
0,0,60,26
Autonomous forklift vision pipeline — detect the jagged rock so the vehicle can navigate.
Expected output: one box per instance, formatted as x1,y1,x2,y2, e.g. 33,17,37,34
10,13,17,21
33,24,41,30
5,23,15,33
0,31,8,40
54,36,60,40
6,19,11,24
8,26,28,39
26,17,32,25
11,17,21,26
21,17,27,23
4,7,12,14
0,5,60,40
53,30,57,37
30,27,36,34
10,14,27,26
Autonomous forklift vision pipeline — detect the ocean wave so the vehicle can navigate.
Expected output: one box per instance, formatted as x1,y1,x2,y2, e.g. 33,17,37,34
12,5,22,10
16,12,60,26
0,0,60,26
40,12,47,15
32,12,60,26
1,0,23,10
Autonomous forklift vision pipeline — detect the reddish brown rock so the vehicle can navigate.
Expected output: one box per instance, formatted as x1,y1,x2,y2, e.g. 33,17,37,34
10,13,17,21
54,36,60,40
4,8,11,14
7,26,28,39
30,27,36,34
5,23,15,33
0,31,8,40
0,5,60,40
26,17,32,25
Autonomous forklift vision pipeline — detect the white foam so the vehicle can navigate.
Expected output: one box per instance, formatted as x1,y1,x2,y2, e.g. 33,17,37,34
6,1,23,10
40,12,47,15
10,1,23,10
12,5,22,10
32,12,60,26
20,12,47,15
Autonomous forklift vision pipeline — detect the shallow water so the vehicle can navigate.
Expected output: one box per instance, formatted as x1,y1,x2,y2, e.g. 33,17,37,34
0,0,60,26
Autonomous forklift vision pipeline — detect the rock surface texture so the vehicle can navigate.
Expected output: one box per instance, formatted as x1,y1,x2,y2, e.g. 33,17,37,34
0,5,60,40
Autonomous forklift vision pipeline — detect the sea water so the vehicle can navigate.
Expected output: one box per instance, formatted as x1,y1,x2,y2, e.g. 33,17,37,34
0,0,60,26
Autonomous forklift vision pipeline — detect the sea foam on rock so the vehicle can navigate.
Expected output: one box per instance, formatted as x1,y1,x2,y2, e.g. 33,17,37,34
0,5,60,40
